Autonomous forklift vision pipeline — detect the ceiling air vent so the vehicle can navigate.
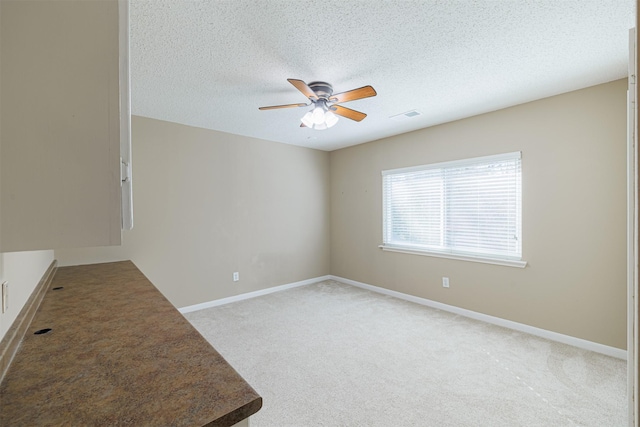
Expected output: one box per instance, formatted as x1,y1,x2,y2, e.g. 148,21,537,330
389,110,422,122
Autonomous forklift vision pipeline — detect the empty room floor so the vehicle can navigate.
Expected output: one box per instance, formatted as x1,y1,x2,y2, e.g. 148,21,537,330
185,280,626,427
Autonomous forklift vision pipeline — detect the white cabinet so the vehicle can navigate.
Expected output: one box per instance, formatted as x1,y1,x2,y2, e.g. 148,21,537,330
0,0,131,252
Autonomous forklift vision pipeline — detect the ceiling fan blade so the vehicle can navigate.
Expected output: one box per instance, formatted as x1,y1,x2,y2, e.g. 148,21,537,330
259,102,309,110
331,105,367,122
329,85,377,104
287,79,318,101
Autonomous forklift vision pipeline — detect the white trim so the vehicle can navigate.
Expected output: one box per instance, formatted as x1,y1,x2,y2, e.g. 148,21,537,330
119,0,133,231
178,275,330,314
628,27,638,427
330,275,627,360
381,151,522,175
379,245,527,269
178,273,626,360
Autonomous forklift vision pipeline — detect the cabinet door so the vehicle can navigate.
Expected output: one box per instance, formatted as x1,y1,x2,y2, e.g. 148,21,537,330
1,0,128,252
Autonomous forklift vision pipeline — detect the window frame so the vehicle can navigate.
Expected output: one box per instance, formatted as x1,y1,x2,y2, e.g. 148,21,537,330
380,152,526,268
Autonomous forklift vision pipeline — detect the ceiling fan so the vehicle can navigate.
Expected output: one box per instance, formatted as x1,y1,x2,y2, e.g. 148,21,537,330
259,79,377,130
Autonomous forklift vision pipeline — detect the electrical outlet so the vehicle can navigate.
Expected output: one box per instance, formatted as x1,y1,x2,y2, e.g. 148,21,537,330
233,272,239,282
442,277,449,288
2,281,8,313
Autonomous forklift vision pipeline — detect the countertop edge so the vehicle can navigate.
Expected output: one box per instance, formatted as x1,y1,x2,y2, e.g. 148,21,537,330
204,397,263,427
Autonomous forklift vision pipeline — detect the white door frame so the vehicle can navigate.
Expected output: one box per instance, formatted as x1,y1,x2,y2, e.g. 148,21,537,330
628,27,638,427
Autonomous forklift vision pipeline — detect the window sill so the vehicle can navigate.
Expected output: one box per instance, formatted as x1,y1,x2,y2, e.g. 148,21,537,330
378,245,528,268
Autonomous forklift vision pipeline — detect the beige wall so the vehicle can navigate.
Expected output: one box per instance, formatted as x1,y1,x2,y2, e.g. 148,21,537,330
330,79,628,349
56,116,331,308
55,81,627,348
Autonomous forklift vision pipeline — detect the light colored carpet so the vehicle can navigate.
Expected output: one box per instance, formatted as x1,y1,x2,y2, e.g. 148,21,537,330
184,280,627,426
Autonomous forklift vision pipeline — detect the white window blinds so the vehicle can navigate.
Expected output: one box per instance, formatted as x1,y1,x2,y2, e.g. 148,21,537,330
382,152,522,262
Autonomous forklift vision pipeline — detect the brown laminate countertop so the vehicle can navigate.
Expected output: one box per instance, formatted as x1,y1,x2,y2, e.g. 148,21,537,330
0,261,262,426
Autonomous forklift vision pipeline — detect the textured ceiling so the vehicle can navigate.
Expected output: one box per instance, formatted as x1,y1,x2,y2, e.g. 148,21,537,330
131,0,636,151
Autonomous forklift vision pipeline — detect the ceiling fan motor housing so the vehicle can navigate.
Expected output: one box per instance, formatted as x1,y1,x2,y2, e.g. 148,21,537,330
308,81,333,100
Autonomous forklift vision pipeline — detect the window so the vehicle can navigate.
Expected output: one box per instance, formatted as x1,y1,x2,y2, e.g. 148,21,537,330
381,152,525,268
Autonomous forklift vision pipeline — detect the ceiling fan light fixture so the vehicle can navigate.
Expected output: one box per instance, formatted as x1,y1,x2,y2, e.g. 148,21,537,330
301,103,339,130
301,111,314,127
325,110,338,128
311,106,326,125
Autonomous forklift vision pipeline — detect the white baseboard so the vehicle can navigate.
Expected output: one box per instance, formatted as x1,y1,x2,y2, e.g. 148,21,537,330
178,275,331,314
330,275,627,360
178,273,626,360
